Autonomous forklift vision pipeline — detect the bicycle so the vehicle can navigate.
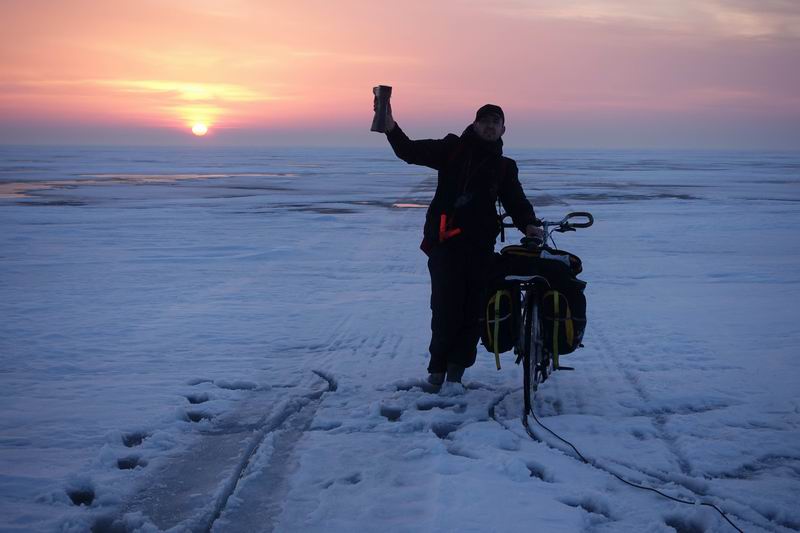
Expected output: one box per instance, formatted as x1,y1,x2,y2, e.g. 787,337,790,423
493,212,744,533
499,211,594,415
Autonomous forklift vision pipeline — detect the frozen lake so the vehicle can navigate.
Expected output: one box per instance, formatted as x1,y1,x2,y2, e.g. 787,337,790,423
1,145,799,532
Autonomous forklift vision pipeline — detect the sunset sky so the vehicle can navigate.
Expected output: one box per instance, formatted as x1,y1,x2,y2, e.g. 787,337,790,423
1,0,799,148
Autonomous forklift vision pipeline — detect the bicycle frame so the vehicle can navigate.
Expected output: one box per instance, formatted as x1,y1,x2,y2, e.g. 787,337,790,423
499,211,593,415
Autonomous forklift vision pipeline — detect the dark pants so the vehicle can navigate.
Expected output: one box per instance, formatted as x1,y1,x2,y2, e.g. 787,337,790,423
426,241,494,374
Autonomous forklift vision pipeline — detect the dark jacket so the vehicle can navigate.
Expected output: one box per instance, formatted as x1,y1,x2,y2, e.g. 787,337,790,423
387,123,537,250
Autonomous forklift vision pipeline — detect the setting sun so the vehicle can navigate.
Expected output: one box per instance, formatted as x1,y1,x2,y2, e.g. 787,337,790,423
191,123,208,136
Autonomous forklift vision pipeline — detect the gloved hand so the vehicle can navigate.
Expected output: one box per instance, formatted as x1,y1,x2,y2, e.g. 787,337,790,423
525,224,544,241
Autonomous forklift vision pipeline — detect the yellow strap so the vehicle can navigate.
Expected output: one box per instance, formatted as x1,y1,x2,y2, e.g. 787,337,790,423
485,294,494,348
552,292,560,369
493,291,502,370
565,304,573,349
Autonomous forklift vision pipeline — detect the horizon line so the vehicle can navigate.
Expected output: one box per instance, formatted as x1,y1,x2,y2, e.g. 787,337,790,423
2,143,799,154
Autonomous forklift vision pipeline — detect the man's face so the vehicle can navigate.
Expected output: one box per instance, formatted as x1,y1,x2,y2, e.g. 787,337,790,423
473,114,505,142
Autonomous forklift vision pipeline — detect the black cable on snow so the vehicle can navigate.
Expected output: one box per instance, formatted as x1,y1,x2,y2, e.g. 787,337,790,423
523,403,745,533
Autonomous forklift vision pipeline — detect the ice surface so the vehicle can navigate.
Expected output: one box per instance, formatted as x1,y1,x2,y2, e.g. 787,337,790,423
1,146,799,532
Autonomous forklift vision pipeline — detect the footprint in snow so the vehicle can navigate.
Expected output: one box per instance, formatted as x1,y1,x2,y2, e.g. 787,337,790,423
65,479,96,507
446,444,478,460
67,488,95,506
185,411,213,423
559,495,614,521
121,431,149,448
416,399,467,413
341,473,362,485
186,378,214,386
320,473,363,489
393,379,442,395
664,514,705,533
214,380,258,391
431,422,461,439
186,378,258,391
117,455,148,470
185,392,210,405
439,382,466,396
380,405,403,422
526,462,554,482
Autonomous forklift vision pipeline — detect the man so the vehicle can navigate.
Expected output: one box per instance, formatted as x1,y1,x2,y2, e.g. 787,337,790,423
383,103,542,385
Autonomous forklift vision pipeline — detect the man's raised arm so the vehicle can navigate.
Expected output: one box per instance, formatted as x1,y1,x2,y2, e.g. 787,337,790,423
382,105,457,171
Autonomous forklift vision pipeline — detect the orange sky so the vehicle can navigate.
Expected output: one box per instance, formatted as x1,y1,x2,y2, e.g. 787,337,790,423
1,0,799,148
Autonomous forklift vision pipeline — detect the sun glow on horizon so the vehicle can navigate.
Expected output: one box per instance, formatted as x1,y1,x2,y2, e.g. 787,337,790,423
1,0,798,148
191,123,208,136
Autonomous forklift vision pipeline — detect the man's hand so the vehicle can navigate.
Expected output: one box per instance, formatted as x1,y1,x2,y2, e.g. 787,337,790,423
525,224,544,240
384,102,395,133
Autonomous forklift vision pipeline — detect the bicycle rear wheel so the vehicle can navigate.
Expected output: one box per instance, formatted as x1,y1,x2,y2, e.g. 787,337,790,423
521,292,542,414
530,299,544,388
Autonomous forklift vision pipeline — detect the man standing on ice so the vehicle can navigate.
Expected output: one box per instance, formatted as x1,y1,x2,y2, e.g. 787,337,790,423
381,101,542,386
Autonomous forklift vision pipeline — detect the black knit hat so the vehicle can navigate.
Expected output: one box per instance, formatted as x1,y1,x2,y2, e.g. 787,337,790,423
475,104,504,123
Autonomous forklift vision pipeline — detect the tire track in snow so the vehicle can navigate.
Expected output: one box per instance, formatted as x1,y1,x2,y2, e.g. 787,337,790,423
485,325,775,531
95,372,336,533
205,370,337,533
325,313,357,353
488,391,779,533
299,177,429,371
578,325,788,532
195,178,428,529
491,170,793,531
209,386,327,532
593,326,695,476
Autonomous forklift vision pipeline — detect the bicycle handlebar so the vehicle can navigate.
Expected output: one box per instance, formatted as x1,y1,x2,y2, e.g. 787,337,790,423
501,211,594,231
500,211,593,248
560,212,593,228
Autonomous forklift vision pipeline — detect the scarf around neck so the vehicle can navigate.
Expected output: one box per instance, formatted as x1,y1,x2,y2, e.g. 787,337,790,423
461,124,503,157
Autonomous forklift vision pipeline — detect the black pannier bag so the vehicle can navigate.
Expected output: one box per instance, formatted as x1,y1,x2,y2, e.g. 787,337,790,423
500,245,583,277
541,277,587,363
480,279,520,368
484,245,587,366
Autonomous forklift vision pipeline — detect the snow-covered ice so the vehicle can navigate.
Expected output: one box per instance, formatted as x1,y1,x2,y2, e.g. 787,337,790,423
0,146,799,532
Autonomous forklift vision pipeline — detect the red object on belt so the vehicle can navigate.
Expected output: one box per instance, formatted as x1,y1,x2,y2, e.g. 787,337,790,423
439,214,462,242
